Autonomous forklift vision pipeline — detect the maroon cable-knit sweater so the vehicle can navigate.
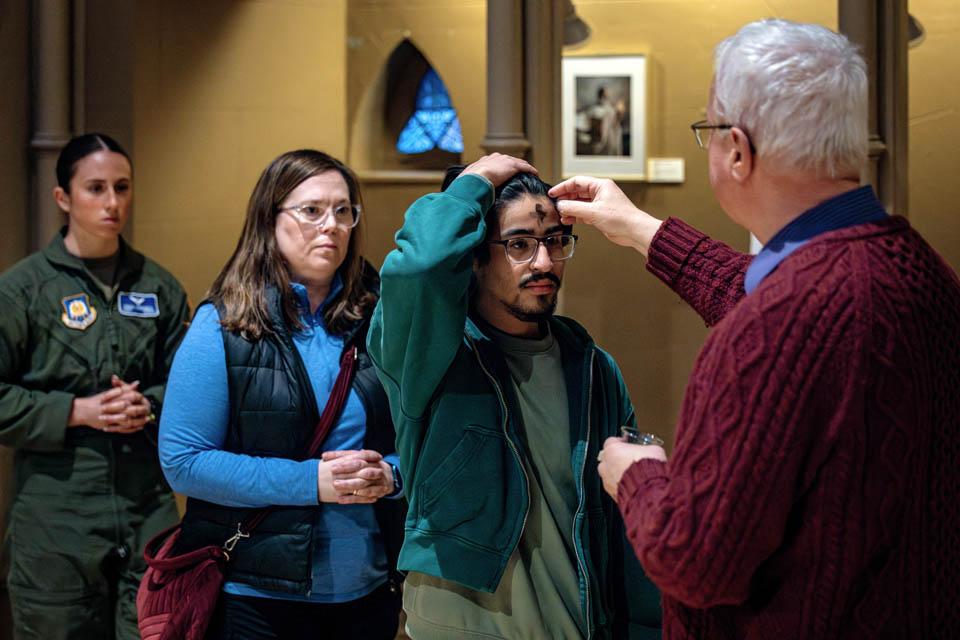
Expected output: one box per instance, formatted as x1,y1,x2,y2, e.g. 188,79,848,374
617,216,960,639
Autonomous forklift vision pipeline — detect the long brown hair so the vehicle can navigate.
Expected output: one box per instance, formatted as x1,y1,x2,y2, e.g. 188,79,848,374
209,149,376,339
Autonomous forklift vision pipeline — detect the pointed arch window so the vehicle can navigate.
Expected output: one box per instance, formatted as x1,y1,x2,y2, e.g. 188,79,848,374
396,68,464,155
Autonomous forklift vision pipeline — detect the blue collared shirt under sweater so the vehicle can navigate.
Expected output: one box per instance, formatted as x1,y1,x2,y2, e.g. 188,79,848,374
745,185,888,294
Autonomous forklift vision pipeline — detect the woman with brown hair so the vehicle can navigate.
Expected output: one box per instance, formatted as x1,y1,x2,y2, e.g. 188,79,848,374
158,149,404,639
0,133,189,640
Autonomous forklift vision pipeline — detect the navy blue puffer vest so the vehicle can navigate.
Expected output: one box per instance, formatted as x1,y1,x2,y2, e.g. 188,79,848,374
175,273,404,595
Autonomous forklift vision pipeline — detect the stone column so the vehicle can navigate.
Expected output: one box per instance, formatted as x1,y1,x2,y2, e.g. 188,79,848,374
523,0,564,182
481,0,531,158
839,0,909,215
3,7,76,635
30,0,75,249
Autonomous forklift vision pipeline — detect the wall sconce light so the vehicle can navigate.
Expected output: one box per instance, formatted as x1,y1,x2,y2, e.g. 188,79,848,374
908,14,925,49
564,0,591,48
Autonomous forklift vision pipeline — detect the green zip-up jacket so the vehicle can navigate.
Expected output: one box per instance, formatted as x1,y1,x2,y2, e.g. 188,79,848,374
368,175,661,638
0,229,189,451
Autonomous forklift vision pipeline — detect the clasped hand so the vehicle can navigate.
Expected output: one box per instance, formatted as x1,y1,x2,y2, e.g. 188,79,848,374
68,374,151,434
317,450,394,505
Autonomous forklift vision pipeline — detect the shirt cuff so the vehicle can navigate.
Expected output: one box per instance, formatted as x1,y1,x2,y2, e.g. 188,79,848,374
645,217,709,286
383,453,404,500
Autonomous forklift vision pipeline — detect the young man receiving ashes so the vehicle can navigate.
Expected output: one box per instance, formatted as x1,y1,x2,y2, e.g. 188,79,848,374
368,154,661,639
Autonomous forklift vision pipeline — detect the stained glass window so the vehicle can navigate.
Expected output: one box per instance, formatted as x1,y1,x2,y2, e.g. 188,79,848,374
397,68,464,154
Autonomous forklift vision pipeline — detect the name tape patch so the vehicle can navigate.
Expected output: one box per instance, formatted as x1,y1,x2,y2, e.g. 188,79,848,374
118,292,160,318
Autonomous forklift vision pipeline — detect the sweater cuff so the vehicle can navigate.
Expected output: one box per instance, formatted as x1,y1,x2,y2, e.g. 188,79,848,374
447,174,495,214
617,458,668,505
646,217,708,286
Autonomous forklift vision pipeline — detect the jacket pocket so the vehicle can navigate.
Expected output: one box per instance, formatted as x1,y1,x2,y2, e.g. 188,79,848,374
415,425,517,550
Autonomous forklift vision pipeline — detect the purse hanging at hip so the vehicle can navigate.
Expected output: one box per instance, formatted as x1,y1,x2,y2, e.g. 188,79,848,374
136,346,359,640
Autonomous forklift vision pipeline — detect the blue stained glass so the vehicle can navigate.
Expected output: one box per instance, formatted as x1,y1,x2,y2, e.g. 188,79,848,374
397,119,434,154
438,117,464,153
397,68,464,154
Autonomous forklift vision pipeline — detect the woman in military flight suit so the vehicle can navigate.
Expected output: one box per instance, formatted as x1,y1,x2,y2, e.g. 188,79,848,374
0,133,190,639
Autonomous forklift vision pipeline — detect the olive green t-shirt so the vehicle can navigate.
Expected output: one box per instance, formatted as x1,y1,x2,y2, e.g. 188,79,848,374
404,325,586,639
82,251,120,300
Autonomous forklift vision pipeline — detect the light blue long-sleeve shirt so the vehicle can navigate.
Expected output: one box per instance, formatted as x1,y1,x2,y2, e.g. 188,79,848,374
159,280,399,602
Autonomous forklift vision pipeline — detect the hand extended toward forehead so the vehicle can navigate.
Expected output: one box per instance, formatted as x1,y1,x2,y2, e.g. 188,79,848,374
317,449,395,505
549,176,663,257
460,153,538,189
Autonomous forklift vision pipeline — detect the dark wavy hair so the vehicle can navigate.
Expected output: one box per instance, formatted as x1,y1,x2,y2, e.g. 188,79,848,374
441,165,570,264
209,149,376,339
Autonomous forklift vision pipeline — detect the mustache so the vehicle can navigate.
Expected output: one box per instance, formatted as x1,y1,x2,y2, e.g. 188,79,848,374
520,273,561,288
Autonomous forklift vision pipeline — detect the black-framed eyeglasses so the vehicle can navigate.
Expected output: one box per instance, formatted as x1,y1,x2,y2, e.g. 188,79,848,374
487,234,579,264
277,202,362,229
690,120,734,150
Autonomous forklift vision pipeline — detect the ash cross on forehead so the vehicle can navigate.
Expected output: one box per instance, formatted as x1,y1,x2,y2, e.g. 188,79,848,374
534,203,548,222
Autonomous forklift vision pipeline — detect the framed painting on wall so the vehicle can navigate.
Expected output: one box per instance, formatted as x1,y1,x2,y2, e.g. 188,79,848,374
561,55,647,180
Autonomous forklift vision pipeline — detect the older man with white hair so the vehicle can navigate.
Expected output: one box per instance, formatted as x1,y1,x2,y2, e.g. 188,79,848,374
551,19,960,639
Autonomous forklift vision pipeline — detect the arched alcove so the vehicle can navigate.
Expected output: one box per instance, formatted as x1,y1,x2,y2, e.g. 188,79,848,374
349,39,462,173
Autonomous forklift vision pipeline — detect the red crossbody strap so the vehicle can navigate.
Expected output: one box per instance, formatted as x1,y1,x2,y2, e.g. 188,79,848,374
231,345,359,542
306,345,359,457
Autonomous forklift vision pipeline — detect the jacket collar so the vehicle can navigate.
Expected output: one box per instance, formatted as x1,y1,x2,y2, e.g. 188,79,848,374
264,259,381,347
465,311,595,355
42,226,145,285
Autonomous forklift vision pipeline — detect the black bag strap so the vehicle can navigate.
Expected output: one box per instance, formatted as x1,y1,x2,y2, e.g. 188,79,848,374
222,345,359,552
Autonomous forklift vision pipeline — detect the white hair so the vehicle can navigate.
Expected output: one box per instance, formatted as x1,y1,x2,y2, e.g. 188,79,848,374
713,19,869,179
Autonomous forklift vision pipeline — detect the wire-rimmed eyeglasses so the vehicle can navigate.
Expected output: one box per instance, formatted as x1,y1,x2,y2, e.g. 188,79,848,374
487,234,579,265
277,202,362,229
690,120,734,150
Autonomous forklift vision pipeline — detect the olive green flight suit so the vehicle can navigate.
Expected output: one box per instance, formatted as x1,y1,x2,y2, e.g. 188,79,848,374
0,230,189,640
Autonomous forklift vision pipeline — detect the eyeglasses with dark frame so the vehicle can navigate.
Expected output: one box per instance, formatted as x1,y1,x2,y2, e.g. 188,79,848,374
690,120,734,150
277,202,362,229
487,234,579,265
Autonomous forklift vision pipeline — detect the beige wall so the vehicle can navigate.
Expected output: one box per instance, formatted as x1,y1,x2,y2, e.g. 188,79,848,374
131,0,348,306
908,0,960,272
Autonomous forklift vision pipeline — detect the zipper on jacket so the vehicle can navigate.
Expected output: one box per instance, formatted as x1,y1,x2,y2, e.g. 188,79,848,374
105,293,119,384
467,337,531,575
574,349,596,638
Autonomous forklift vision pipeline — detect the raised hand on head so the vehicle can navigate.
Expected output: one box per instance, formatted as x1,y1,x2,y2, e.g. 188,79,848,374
460,153,538,189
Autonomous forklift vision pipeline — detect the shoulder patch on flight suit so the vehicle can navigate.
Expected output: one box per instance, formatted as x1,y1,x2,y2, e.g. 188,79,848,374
60,293,97,330
118,292,159,318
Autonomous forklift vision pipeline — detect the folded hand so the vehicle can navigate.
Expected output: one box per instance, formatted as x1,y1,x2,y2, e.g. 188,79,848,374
318,450,394,505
